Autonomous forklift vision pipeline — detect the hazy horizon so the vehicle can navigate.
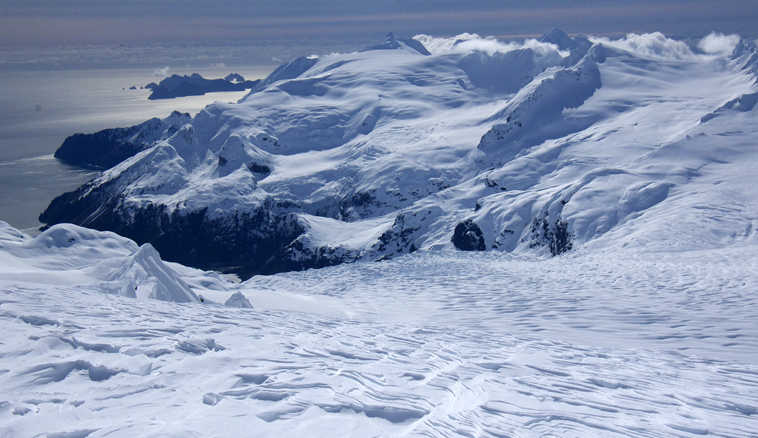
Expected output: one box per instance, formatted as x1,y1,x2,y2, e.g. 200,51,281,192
2,0,757,49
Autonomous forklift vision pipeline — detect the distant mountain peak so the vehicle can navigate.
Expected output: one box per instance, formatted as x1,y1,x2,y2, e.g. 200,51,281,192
362,32,431,56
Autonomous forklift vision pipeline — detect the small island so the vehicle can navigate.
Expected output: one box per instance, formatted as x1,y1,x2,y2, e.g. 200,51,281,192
145,73,260,100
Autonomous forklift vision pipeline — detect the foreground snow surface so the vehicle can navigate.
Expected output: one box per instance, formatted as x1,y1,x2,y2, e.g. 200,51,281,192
1,223,757,437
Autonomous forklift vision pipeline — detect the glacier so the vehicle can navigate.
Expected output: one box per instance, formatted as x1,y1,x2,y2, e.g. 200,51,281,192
1,29,757,436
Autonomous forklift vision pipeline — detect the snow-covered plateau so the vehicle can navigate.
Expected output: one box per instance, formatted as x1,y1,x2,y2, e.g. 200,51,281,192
1,30,757,436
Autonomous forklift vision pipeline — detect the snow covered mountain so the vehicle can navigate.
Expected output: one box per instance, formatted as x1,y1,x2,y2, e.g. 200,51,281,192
40,30,758,277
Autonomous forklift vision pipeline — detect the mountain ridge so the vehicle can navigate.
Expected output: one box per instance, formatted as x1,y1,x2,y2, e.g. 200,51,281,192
40,30,758,278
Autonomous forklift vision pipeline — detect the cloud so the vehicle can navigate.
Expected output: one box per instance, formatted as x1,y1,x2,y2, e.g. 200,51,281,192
590,32,694,60
153,66,170,77
698,32,741,55
413,33,566,57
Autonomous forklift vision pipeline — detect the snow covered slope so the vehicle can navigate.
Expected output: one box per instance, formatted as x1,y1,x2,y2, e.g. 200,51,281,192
1,220,757,437
40,31,758,277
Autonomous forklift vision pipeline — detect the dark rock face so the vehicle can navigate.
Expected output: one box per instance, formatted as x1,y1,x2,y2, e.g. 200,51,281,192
39,183,329,279
338,191,377,221
146,73,260,100
39,165,437,278
282,238,357,273
451,220,486,251
528,213,573,256
54,112,191,169
246,162,272,176
374,213,421,255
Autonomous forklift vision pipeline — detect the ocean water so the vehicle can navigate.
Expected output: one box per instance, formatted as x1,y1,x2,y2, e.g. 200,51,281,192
0,66,272,233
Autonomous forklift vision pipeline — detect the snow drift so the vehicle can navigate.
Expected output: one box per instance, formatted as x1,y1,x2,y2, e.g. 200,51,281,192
0,222,200,304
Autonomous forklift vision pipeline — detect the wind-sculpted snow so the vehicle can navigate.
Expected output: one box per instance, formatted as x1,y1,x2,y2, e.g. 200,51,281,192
224,291,253,309
0,218,757,436
41,30,758,277
0,222,200,304
103,243,199,303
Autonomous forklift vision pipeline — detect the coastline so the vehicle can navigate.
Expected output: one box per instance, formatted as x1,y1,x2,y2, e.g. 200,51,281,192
0,65,273,231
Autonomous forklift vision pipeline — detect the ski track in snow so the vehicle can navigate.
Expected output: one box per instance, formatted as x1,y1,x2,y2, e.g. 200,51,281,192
1,246,757,437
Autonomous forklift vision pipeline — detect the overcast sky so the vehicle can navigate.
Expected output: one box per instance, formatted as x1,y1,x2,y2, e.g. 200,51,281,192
2,0,757,48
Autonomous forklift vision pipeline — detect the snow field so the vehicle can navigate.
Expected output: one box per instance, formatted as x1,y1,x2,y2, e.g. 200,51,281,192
0,222,756,436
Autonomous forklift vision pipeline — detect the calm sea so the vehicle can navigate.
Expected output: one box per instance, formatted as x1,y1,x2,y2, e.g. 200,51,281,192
0,66,272,233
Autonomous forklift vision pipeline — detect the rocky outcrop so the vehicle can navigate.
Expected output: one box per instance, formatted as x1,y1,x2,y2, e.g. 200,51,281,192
451,220,486,251
528,213,573,256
